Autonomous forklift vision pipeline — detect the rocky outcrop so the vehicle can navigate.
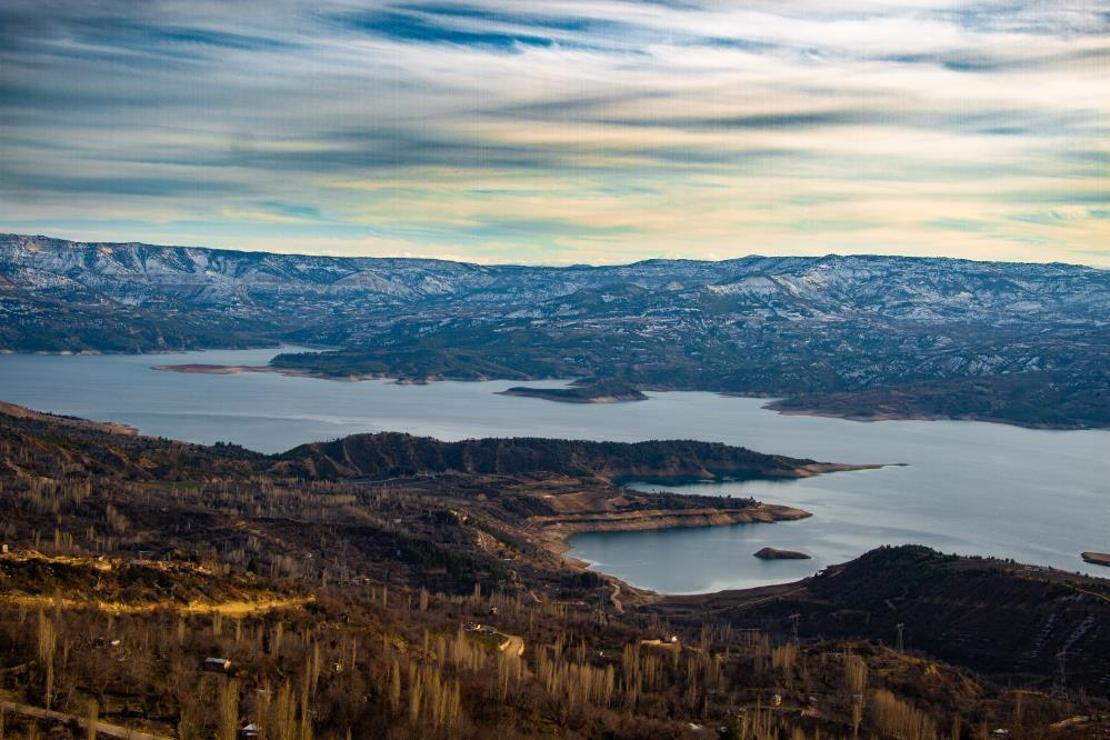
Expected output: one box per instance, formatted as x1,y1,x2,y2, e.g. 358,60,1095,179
753,547,811,560
500,379,648,404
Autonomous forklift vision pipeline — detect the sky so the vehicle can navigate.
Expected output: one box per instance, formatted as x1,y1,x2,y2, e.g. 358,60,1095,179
0,1,1107,266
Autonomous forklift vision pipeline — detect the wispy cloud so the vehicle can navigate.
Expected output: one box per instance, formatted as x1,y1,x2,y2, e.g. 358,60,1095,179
0,0,1106,264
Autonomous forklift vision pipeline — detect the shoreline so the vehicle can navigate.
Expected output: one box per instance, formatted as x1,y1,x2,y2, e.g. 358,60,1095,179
156,363,469,384
534,502,813,603
0,400,138,436
533,502,811,558
154,363,388,383
153,362,1106,431
764,403,1096,431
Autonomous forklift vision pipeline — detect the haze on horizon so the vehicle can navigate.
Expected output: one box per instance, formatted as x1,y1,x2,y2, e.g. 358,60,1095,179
0,1,1107,267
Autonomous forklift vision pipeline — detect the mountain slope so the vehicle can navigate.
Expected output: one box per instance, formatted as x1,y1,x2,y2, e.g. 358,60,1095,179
3,233,1107,427
4,234,1105,321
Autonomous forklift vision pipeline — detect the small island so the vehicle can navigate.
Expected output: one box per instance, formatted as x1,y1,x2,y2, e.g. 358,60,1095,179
1081,551,1110,568
753,547,812,560
499,378,648,404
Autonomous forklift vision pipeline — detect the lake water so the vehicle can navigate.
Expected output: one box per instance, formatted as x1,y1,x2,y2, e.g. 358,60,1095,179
0,346,1106,593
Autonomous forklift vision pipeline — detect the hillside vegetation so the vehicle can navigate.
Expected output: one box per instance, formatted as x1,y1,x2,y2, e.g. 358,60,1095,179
0,403,1107,737
276,433,841,482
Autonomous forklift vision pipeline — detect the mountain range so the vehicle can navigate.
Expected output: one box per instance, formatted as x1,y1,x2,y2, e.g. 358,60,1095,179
2,233,1107,428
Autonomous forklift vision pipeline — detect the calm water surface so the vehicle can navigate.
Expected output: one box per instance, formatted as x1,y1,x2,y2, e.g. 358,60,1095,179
0,347,1106,593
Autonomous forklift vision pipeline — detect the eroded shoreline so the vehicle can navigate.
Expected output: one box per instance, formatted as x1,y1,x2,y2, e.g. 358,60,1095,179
530,502,813,602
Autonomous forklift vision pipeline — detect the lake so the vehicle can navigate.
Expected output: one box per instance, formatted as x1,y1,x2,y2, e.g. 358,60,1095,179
0,346,1106,593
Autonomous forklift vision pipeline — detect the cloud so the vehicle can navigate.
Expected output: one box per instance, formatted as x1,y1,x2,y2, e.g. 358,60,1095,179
0,173,248,198
0,0,1106,265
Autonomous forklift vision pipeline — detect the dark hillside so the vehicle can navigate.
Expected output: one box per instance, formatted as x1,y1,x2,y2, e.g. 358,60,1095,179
806,546,1110,691
276,432,843,481
665,545,1110,695
0,406,850,484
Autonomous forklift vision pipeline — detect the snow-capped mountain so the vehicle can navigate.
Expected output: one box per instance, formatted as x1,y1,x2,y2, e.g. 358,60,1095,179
1,233,1107,429
2,234,1106,326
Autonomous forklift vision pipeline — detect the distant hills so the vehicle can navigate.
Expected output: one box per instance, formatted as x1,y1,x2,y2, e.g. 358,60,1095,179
2,233,1107,428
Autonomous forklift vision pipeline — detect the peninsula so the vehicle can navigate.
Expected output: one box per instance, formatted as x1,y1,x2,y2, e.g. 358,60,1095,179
1082,551,1110,567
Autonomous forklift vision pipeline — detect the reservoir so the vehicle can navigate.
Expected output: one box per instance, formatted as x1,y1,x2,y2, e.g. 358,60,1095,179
0,346,1106,593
